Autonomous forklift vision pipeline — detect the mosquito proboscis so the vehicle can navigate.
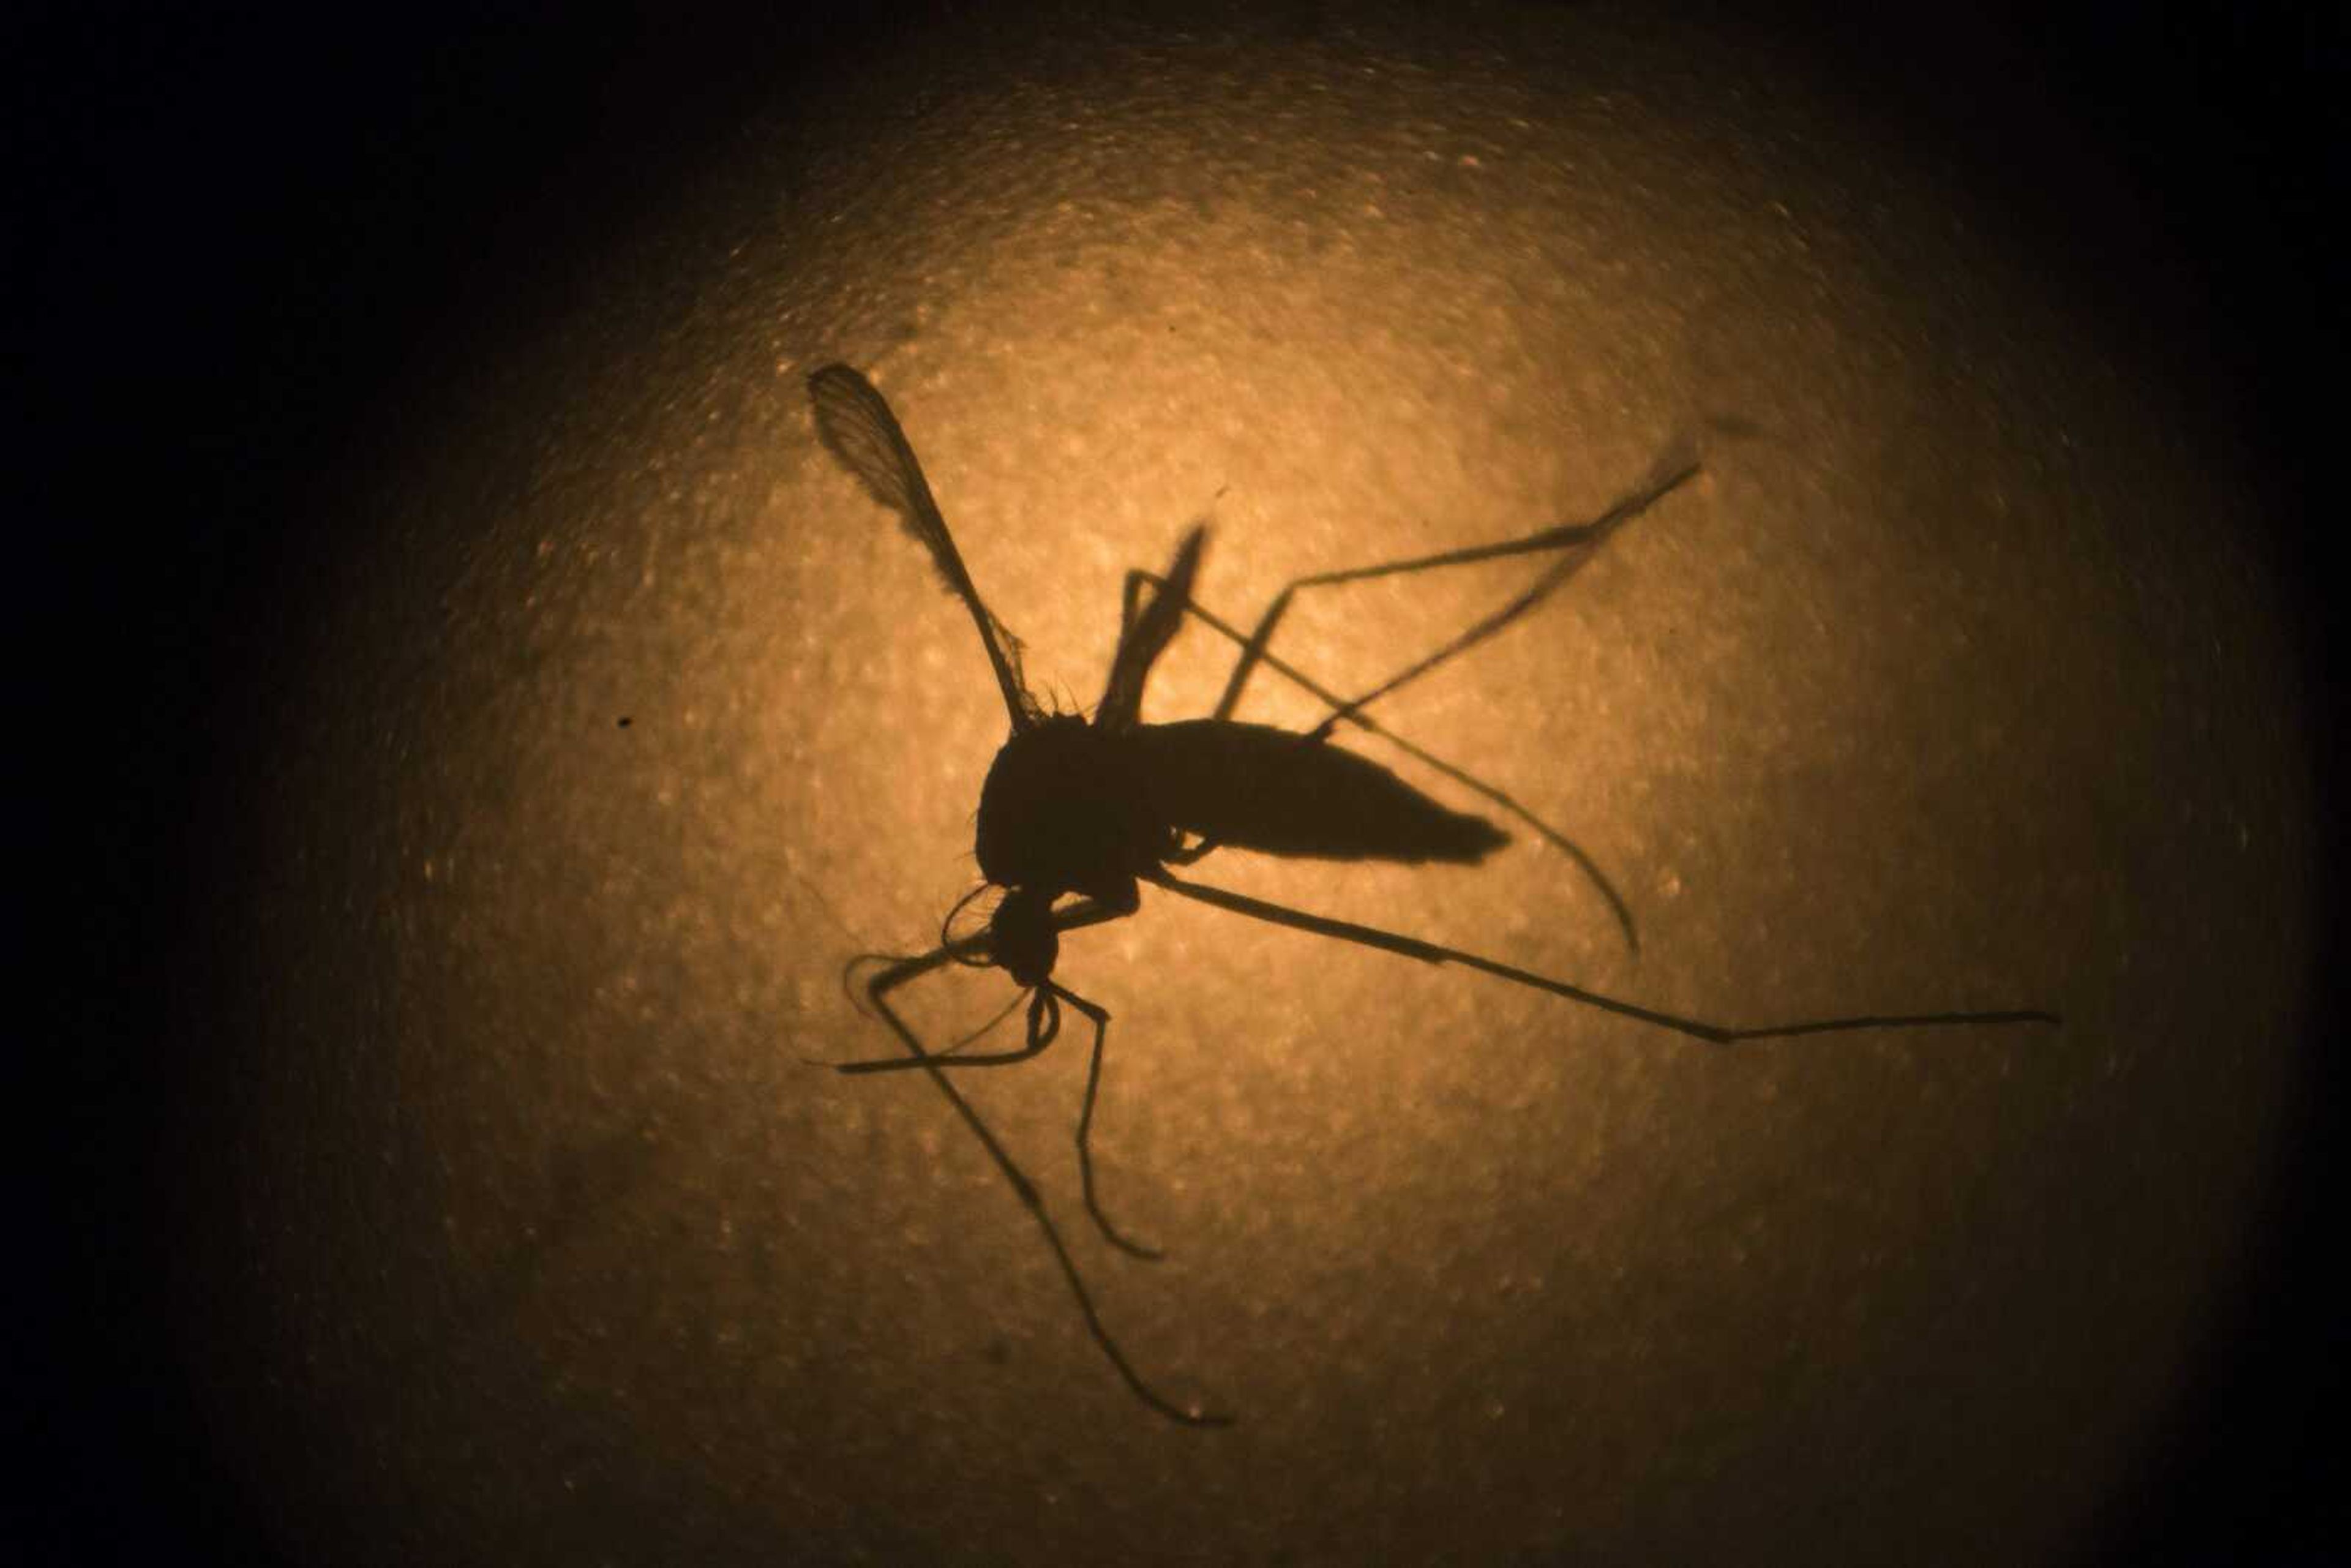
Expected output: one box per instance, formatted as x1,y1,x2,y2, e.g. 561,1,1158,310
806,362,2058,1427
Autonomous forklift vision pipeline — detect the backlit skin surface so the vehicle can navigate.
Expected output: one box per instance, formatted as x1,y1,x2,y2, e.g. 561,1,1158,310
162,10,2314,1566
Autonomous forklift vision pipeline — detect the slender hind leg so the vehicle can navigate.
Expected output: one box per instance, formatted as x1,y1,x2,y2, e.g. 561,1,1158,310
1147,866,2060,1043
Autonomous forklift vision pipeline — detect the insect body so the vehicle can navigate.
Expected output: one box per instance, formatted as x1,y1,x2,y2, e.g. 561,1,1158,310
808,362,2057,1427
979,711,1509,978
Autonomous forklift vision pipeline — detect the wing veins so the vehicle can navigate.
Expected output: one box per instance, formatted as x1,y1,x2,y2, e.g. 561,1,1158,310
808,364,1040,730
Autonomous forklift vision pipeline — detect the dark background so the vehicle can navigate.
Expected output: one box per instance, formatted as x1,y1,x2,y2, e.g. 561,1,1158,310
17,4,2341,1562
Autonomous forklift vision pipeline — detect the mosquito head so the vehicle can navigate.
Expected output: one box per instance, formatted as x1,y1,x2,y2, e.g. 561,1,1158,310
989,885,1059,988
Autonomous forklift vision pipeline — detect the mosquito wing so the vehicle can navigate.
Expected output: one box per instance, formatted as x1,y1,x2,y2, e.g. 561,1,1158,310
808,364,1041,732
1096,523,1205,732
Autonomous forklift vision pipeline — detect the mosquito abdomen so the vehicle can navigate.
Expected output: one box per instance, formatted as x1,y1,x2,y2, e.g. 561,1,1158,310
1130,720,1509,865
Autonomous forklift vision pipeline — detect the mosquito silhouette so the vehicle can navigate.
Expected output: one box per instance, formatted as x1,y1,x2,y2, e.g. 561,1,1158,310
806,362,2058,1427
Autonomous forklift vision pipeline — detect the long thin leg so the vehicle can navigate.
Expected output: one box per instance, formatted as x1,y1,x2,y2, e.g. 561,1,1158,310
1120,568,1642,951
1218,439,1700,734
847,906,1231,1427
845,961,1163,1258
1146,867,2060,1043
1051,981,1163,1261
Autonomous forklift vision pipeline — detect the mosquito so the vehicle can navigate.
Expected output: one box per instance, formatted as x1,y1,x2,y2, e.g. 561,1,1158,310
806,362,2058,1427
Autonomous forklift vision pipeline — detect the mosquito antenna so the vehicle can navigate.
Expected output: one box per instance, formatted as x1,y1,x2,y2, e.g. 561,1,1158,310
936,988,1031,1058
1046,978,1166,1262
940,881,999,967
808,364,1043,731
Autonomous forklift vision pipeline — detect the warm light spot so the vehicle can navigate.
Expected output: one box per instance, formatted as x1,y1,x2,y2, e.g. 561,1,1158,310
203,9,2314,1566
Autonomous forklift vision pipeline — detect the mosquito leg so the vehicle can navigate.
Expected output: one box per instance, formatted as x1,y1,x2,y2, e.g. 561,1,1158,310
1305,441,1701,740
1164,836,1220,866
1117,569,1643,951
852,932,1232,1427
1215,438,1700,732
1145,866,2061,1044
1049,982,1165,1262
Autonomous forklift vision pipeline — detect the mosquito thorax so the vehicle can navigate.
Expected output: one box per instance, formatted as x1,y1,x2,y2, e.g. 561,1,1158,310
975,714,1166,895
